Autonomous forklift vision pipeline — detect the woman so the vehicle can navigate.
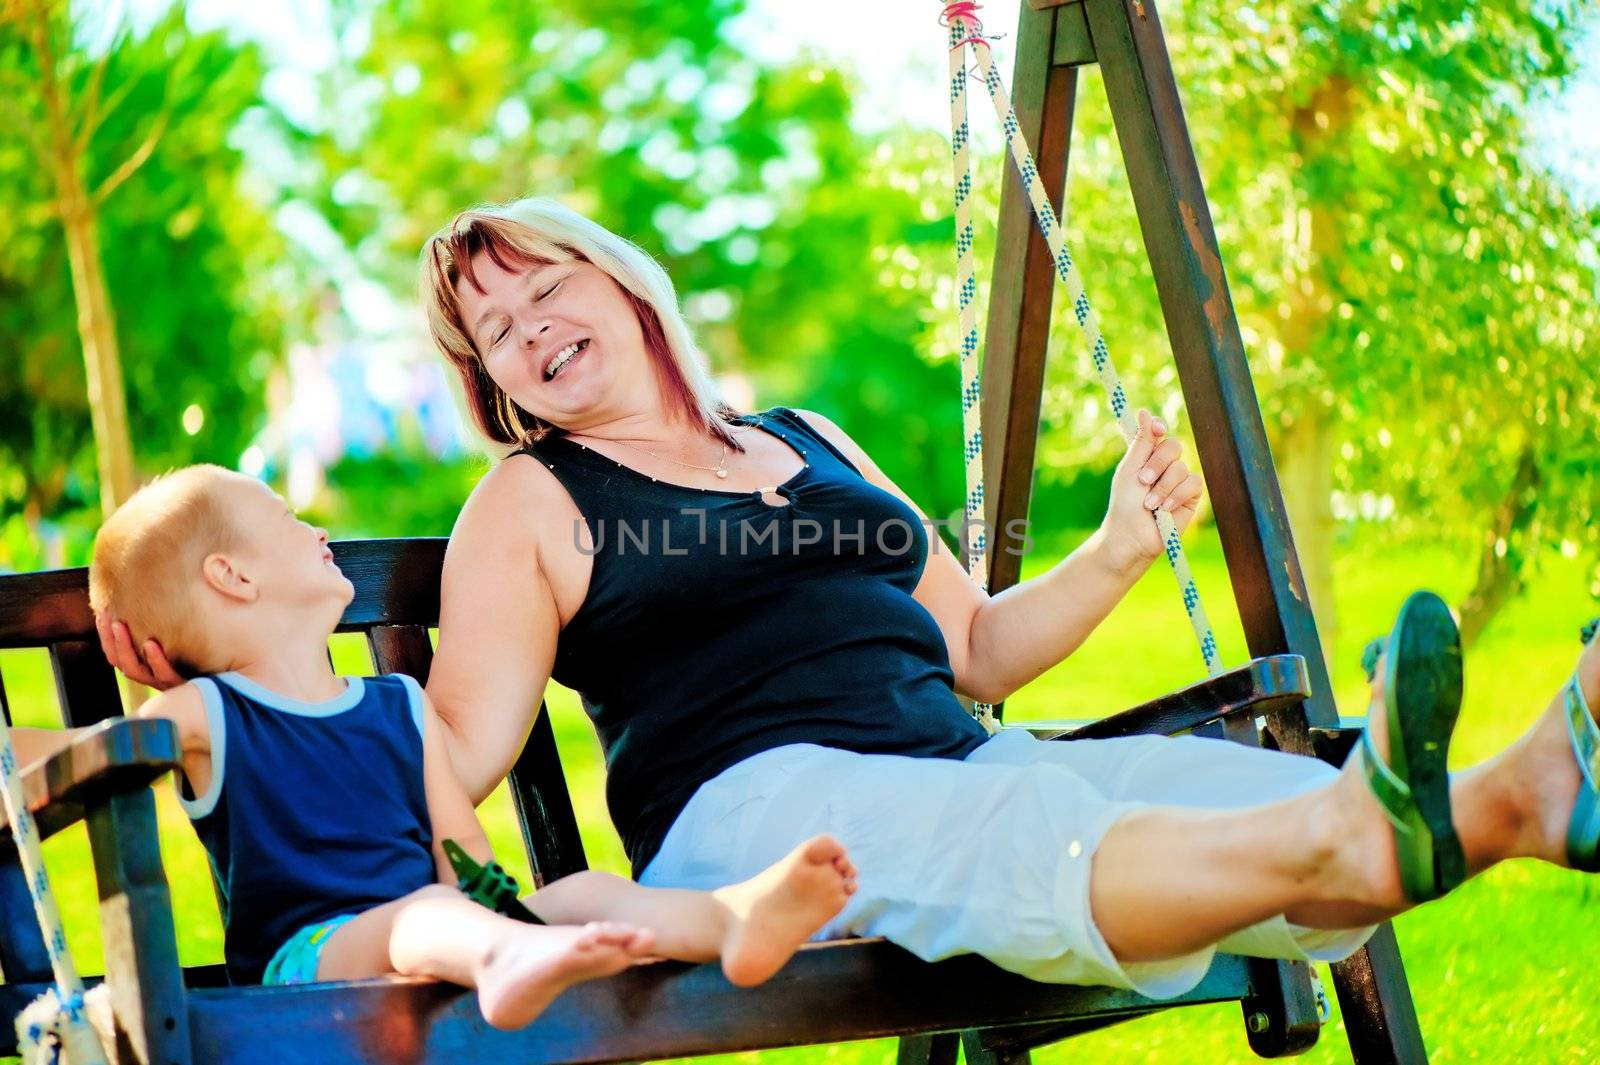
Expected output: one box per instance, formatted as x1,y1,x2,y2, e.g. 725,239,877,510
104,197,1600,999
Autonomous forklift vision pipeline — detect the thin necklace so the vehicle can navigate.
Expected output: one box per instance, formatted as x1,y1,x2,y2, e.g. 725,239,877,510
575,433,732,478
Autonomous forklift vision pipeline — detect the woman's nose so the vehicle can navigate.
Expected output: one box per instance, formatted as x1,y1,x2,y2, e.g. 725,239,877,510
516,315,553,347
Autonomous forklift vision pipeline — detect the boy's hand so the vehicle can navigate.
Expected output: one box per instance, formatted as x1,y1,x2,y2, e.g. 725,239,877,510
96,614,184,690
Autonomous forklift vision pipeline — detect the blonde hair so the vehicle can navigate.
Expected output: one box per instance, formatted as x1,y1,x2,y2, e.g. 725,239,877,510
88,465,245,677
420,196,745,449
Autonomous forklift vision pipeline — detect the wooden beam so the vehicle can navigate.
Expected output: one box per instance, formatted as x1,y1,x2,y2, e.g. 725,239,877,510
1080,0,1338,741
179,945,1254,1065
980,1,1077,599
87,789,192,1064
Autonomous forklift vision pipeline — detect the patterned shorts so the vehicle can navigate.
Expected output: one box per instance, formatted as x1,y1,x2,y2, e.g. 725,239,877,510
261,914,358,986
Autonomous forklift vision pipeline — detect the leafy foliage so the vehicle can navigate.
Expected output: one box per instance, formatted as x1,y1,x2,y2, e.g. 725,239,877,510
0,6,301,566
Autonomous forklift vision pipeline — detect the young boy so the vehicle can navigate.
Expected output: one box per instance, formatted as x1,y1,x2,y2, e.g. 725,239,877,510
26,464,856,1030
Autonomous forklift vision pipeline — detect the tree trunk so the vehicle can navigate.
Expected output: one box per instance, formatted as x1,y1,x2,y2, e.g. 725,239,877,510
1274,406,1338,666
1458,445,1540,649
27,0,138,518
1269,73,1356,669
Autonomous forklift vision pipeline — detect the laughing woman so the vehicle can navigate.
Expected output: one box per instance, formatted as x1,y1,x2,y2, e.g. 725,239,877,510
104,197,1600,999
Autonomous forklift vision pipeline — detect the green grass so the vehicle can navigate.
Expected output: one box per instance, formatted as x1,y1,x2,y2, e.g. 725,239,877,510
5,528,1596,1063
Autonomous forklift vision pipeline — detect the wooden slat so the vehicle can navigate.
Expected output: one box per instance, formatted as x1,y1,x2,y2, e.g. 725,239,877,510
174,945,1252,1065
0,538,450,649
366,624,435,683
331,539,447,629
508,707,588,886
51,639,124,726
0,567,98,648
87,788,193,1064
898,1032,961,1065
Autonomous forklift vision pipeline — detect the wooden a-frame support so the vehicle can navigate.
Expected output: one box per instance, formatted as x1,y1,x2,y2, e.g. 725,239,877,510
951,0,1430,1062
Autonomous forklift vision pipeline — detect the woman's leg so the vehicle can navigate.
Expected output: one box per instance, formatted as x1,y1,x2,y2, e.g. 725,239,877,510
1089,633,1600,960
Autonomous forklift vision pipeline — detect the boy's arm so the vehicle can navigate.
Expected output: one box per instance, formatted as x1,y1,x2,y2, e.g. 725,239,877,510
9,683,209,778
419,690,494,884
136,683,213,797
9,728,82,770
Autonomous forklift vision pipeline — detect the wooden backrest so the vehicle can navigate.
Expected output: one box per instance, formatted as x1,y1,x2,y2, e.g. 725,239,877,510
0,538,588,896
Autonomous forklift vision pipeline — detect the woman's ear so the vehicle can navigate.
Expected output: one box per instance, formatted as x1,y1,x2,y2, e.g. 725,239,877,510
201,552,258,604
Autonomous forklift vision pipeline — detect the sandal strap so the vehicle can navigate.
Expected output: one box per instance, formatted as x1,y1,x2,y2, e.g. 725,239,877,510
1566,675,1599,797
1356,727,1414,834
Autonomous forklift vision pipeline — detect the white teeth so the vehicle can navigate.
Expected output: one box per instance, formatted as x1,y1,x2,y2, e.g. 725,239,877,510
545,339,588,380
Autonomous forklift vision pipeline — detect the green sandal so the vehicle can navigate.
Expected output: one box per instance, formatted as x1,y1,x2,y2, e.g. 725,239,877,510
1564,618,1600,871
1354,591,1468,904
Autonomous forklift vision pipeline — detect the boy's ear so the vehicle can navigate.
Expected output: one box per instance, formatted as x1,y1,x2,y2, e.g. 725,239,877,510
201,552,258,604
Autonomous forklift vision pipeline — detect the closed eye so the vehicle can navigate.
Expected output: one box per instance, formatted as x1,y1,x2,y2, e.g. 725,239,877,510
536,276,566,301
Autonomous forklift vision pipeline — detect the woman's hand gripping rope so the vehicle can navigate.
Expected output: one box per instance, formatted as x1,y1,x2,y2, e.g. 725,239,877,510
1098,409,1204,576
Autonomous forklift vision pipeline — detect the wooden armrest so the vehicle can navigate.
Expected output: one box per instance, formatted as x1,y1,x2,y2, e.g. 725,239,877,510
1016,655,1311,741
2,718,180,845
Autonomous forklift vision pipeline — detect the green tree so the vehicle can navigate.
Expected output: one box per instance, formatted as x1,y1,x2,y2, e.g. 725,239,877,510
907,3,1600,649
277,2,979,511
0,3,299,567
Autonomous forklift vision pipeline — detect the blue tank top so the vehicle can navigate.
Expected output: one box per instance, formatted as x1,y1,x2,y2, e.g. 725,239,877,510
178,672,436,985
522,406,989,877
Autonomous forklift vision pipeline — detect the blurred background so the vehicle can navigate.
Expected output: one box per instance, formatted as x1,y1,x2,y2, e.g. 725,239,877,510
3,1,1599,1062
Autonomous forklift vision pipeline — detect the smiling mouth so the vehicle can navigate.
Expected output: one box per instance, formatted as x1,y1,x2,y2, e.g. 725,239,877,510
544,338,590,381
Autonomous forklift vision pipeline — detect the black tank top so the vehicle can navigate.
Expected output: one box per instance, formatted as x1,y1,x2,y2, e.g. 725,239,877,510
521,406,989,876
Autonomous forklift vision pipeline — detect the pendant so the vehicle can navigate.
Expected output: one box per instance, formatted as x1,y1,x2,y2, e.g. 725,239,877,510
716,469,728,479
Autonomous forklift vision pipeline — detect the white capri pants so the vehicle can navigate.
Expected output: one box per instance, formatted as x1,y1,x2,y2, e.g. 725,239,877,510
639,727,1377,1000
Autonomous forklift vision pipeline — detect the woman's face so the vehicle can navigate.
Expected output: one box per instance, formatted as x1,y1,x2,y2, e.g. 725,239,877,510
456,251,654,429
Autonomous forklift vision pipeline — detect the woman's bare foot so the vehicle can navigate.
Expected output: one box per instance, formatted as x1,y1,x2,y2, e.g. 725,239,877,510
1315,677,1409,910
1503,629,1600,866
711,834,858,987
475,921,655,1030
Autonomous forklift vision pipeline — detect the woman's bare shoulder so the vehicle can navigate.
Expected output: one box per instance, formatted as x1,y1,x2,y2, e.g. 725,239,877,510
448,450,573,556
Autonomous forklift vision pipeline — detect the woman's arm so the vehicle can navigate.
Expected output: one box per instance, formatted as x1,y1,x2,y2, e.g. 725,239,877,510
791,408,1201,705
425,455,563,804
418,691,494,882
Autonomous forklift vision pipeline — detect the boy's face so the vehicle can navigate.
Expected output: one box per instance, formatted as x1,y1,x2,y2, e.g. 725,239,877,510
221,476,354,613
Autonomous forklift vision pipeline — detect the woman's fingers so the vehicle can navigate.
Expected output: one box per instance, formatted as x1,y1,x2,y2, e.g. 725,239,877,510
1165,473,1205,517
1137,437,1181,488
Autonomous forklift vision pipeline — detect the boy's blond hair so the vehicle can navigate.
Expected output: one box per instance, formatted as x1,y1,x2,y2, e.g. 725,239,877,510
89,464,247,677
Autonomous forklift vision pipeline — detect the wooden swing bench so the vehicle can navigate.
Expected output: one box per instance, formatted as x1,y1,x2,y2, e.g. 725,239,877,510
5,542,1351,1065
3,0,1433,1060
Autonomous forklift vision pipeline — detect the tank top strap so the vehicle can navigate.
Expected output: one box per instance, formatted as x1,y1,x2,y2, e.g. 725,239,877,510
761,407,864,478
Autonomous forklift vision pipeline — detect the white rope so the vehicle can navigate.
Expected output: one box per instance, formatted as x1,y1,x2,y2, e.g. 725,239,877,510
946,9,1000,734
941,3,1225,679
1,726,110,1065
